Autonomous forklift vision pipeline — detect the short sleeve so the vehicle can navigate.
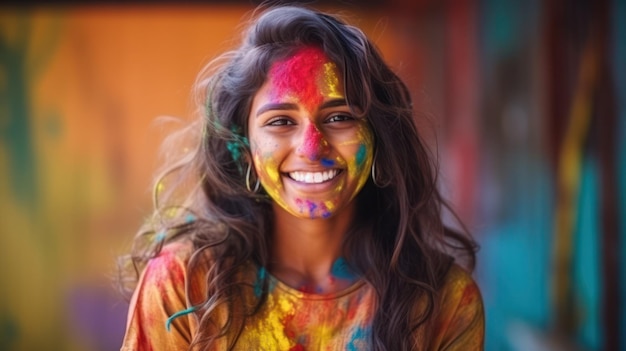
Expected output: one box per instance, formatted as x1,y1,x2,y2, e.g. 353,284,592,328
429,264,485,351
121,242,195,351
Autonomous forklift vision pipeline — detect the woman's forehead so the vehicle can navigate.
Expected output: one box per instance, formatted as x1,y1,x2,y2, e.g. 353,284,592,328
265,46,343,110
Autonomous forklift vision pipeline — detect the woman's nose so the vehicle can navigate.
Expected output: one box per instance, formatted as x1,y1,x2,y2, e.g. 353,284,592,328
296,122,330,161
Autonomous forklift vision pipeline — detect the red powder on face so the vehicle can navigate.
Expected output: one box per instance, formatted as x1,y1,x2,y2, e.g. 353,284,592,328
268,46,328,112
298,123,326,160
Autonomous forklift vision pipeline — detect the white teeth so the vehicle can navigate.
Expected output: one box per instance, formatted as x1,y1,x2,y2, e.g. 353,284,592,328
289,170,339,184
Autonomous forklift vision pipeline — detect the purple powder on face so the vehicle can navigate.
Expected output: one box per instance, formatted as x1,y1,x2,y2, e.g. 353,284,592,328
306,200,318,218
321,158,335,167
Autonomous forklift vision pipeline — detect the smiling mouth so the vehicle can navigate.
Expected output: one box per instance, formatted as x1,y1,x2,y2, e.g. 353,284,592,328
288,169,342,184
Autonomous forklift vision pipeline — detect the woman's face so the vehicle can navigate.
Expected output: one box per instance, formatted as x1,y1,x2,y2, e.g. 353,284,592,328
248,46,374,219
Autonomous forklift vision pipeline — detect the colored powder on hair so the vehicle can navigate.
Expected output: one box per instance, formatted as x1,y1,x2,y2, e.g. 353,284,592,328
226,140,242,162
164,207,178,219
226,126,248,164
156,181,165,194
165,306,197,332
155,231,166,242
185,214,196,223
254,266,267,297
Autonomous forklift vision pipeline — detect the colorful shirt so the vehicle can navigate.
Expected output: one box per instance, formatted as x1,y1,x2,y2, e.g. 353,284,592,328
121,242,484,350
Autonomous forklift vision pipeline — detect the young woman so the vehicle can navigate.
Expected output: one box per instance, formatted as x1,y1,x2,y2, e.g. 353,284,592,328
120,5,484,351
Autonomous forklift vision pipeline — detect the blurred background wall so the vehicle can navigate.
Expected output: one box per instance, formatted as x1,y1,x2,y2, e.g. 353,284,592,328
0,0,623,350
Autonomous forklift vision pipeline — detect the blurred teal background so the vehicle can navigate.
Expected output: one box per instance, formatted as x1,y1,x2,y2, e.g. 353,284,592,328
0,1,624,350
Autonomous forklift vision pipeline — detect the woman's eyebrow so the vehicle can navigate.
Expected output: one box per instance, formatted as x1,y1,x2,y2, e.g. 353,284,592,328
255,99,348,117
256,103,299,117
320,98,348,109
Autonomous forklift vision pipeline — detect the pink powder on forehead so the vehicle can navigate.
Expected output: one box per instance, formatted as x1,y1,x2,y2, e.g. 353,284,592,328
268,46,330,111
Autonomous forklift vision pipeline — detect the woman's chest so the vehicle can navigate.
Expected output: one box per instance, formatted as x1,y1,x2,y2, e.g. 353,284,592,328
231,284,376,351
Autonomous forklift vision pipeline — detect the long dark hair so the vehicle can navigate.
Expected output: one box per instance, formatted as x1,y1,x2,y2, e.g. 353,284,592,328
118,5,477,350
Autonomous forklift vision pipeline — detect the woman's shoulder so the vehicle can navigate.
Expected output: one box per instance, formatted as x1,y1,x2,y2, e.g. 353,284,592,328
426,263,485,350
145,240,195,272
435,263,483,317
134,241,192,290
439,263,481,298
122,240,199,349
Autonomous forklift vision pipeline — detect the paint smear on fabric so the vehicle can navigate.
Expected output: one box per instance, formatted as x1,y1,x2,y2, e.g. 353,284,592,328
346,326,370,351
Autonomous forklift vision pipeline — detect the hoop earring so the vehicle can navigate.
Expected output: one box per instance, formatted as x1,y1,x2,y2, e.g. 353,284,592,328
246,163,261,193
371,156,383,187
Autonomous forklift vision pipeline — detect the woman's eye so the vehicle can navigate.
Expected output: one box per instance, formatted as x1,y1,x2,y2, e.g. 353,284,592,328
326,113,354,123
267,118,295,126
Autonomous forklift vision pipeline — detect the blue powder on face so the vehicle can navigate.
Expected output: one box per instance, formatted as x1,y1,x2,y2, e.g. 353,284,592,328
355,144,367,169
321,158,335,167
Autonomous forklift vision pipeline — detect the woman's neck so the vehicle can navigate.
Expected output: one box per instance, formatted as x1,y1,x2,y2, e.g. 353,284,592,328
268,203,357,294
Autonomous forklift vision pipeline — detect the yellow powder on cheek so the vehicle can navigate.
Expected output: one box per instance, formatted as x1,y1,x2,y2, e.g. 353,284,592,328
254,153,298,214
254,153,281,185
324,200,336,211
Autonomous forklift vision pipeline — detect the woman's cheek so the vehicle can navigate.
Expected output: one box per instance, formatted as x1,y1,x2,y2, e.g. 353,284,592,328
346,125,374,179
263,153,281,184
253,150,278,184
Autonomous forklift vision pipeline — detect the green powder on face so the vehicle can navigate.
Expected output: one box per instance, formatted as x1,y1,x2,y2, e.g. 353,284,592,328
355,144,367,169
